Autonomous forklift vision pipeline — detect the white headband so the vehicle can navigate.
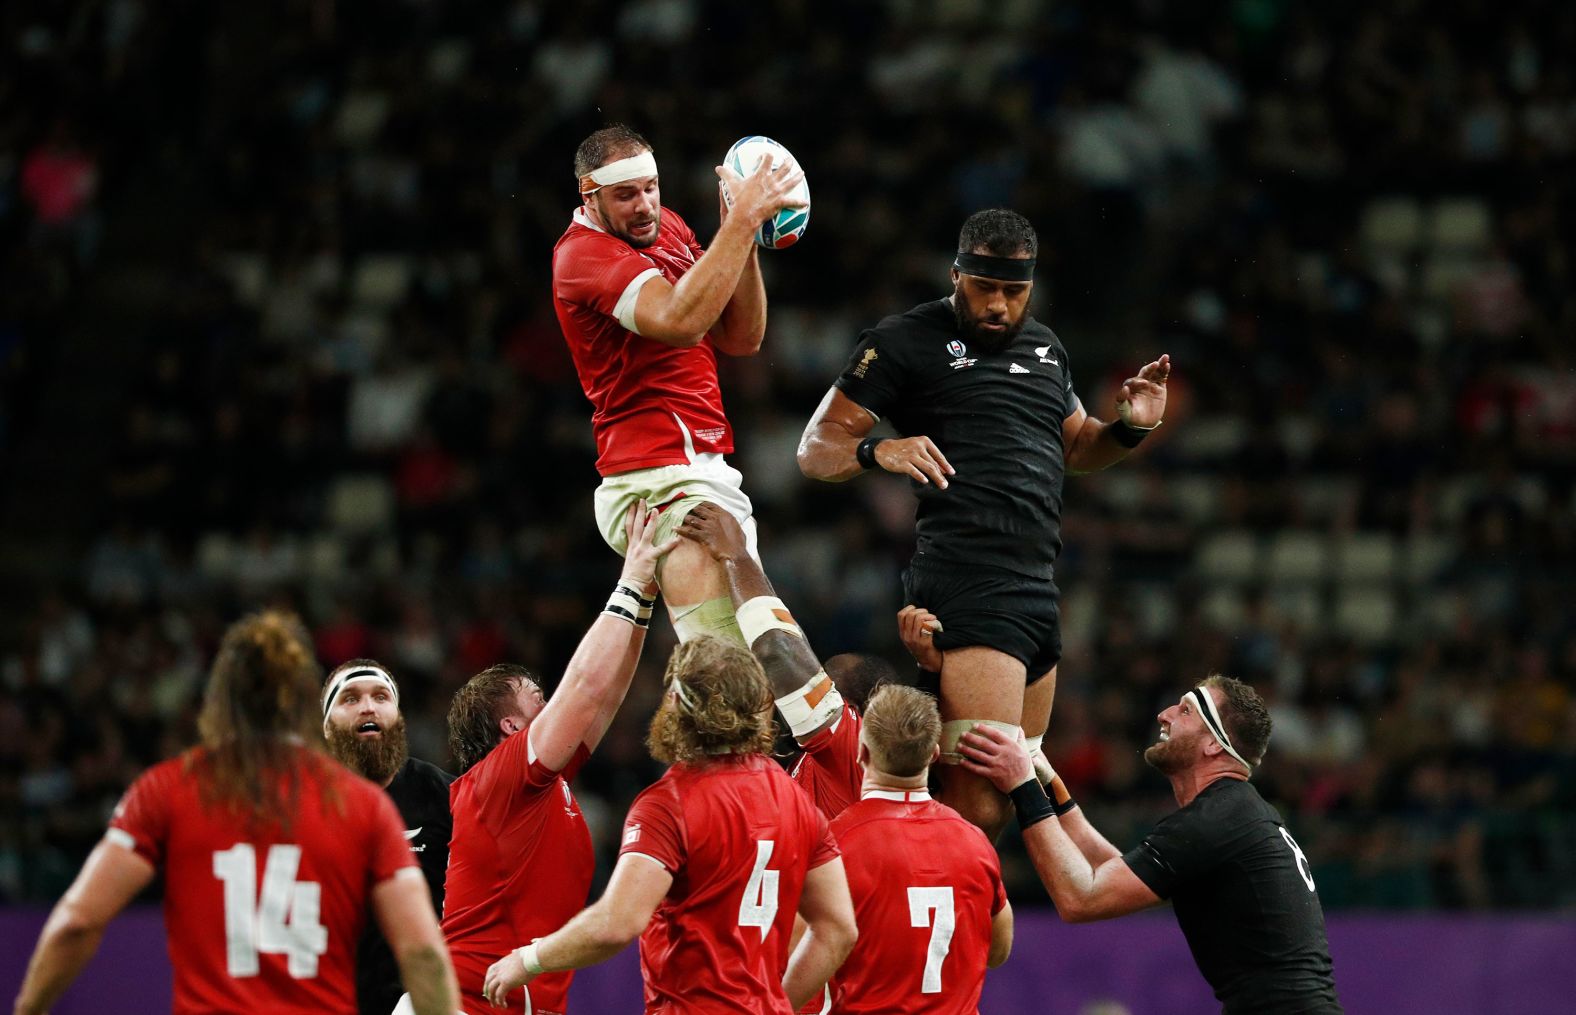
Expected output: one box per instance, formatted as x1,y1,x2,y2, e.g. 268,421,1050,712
1187,686,1253,773
322,665,400,718
580,151,658,194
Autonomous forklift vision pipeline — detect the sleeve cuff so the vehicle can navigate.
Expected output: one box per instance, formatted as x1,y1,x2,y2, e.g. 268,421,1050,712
613,268,662,333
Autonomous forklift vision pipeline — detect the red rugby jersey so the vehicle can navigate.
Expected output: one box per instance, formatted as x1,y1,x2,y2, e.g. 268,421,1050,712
552,206,734,476
790,704,865,822
619,753,840,1015
828,792,1006,1015
107,747,417,1015
441,732,593,1015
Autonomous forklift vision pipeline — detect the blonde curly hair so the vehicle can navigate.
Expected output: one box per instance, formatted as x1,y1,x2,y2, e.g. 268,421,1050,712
647,636,775,764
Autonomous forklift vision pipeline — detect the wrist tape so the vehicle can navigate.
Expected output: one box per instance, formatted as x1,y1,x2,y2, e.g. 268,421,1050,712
774,671,843,739
604,580,656,628
517,939,544,975
1009,779,1057,831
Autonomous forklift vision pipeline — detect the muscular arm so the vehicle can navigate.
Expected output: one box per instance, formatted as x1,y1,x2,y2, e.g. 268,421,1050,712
1020,817,1161,923
798,387,953,487
631,214,762,348
959,724,1158,923
530,505,673,771
1055,802,1124,868
1063,354,1170,475
14,840,154,1015
797,386,877,481
1062,403,1140,475
537,854,673,970
711,245,766,355
372,873,458,1015
783,858,858,1010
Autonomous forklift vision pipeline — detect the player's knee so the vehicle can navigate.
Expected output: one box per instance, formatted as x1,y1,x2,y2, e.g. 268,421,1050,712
938,719,1019,764
669,596,744,645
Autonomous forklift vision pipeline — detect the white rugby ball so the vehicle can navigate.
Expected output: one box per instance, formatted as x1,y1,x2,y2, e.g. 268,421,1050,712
721,135,810,250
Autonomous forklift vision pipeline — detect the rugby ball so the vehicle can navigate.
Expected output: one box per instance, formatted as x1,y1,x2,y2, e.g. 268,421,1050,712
721,136,810,250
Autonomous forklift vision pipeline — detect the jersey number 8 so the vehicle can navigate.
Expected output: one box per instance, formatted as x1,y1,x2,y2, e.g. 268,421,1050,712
1279,827,1317,892
738,839,781,940
212,843,328,978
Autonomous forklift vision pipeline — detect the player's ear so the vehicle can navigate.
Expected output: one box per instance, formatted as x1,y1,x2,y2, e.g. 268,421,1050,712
950,267,960,287
928,743,941,765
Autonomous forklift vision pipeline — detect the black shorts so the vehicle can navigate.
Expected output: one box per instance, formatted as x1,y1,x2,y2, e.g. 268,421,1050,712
903,559,1062,679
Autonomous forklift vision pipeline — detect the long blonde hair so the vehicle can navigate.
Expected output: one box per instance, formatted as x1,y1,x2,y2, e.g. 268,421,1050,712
647,637,775,764
190,611,331,832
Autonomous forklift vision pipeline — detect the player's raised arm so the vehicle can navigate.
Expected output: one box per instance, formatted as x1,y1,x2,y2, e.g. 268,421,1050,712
631,155,805,349
1063,354,1171,475
798,386,954,487
675,504,839,744
959,724,1160,923
782,857,858,1011
528,502,677,772
14,838,155,1015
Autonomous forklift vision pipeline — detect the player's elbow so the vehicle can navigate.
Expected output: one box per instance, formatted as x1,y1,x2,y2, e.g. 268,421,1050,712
1054,896,1101,924
819,912,859,963
50,900,110,941
596,907,649,949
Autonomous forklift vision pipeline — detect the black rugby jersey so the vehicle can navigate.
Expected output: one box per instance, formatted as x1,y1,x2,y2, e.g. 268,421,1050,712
1123,779,1343,1014
835,298,1076,580
356,756,455,1015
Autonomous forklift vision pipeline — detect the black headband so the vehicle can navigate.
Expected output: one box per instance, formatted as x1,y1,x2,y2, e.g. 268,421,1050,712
953,251,1036,281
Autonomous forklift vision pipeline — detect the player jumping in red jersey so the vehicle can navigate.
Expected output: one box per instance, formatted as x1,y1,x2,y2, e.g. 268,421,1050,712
480,636,858,1014
12,612,458,1015
552,124,807,646
827,684,1012,1014
440,503,674,1014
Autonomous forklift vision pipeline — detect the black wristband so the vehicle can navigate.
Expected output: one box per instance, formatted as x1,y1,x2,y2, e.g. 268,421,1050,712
855,436,888,470
1009,779,1056,831
1051,796,1078,817
1112,419,1158,449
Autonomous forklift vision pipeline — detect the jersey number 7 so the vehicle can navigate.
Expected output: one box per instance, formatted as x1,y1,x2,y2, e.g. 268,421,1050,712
908,886,956,994
212,843,328,978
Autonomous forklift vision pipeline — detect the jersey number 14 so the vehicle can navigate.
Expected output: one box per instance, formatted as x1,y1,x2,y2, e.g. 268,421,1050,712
212,844,329,978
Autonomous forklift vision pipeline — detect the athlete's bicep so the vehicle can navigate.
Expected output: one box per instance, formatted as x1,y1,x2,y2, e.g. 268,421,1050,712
808,387,879,439
629,272,701,346
599,852,675,941
60,837,156,930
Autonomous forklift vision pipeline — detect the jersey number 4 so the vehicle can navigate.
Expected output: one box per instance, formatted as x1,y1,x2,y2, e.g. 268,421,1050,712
737,839,781,941
212,844,328,978
907,886,956,994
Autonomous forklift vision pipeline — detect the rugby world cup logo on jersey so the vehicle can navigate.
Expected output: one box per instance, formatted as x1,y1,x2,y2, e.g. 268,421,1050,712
946,339,977,371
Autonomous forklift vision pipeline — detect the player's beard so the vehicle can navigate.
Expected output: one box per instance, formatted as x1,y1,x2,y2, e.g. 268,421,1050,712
599,194,662,248
951,284,1024,353
1143,727,1203,775
326,715,410,784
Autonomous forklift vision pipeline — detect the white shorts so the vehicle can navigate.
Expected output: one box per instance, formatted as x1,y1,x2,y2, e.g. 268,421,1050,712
593,453,759,561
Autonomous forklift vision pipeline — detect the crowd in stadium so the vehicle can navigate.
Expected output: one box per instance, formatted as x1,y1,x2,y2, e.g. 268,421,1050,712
3,0,1574,920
